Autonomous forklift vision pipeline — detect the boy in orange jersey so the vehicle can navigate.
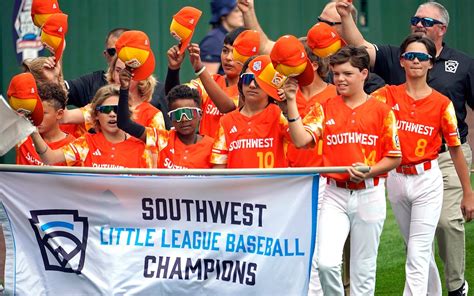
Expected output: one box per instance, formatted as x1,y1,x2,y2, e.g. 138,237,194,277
165,27,246,138
16,82,75,166
282,46,401,295
117,69,214,169
211,55,290,168
30,85,152,168
371,35,474,296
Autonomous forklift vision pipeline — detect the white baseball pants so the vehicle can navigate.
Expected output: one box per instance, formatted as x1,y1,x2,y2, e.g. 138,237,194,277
315,180,386,296
387,161,443,296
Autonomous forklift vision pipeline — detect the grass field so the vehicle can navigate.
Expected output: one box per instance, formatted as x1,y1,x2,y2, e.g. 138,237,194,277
375,177,474,295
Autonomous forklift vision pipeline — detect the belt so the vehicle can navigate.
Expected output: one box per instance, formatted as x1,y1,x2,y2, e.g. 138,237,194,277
328,177,380,190
396,160,432,175
439,136,467,153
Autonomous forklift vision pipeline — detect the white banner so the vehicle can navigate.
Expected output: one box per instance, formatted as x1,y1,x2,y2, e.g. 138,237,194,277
0,171,318,295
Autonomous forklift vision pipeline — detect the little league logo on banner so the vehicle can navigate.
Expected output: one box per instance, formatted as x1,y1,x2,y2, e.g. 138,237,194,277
0,171,318,295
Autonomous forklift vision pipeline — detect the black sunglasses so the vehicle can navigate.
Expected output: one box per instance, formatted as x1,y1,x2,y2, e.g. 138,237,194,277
410,16,444,27
240,73,259,87
401,52,432,62
96,105,118,114
317,16,342,26
105,48,116,56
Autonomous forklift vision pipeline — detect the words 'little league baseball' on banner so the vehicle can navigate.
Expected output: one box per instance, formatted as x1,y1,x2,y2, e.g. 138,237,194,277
0,170,318,295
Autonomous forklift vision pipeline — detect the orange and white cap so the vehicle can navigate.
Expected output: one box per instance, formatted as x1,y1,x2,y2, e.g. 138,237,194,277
307,22,345,58
247,55,287,101
232,30,260,64
40,13,68,62
270,35,314,87
31,0,62,28
7,73,44,126
170,6,202,54
115,30,156,81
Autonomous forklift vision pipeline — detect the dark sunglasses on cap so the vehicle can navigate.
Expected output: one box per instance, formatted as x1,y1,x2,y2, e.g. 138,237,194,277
168,107,202,122
401,52,432,62
96,105,118,114
105,48,116,56
317,16,342,26
240,73,260,87
410,16,444,27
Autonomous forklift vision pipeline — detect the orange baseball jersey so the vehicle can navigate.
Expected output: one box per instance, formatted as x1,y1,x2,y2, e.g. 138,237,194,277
189,74,239,138
16,134,75,166
81,101,165,133
372,84,460,165
303,95,401,181
145,128,214,169
62,132,151,168
287,84,337,167
211,103,289,168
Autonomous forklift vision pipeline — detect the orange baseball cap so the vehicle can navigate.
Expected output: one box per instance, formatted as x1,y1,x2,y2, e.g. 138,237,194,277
307,22,345,58
170,6,202,54
40,13,68,62
247,55,287,101
115,30,156,81
31,0,62,28
270,35,314,87
233,30,260,64
7,73,44,126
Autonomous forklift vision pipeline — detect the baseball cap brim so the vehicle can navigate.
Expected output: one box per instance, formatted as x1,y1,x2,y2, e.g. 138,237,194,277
295,57,314,87
255,76,281,100
31,104,44,126
54,38,65,62
178,33,194,55
131,51,155,81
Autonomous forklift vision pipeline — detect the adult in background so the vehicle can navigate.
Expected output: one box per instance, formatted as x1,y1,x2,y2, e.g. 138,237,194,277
199,0,243,75
337,2,474,295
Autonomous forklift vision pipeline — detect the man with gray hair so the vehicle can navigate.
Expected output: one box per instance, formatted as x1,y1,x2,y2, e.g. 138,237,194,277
338,1,474,295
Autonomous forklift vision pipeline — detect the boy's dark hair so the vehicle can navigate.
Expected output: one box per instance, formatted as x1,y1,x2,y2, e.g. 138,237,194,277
329,45,370,72
167,84,201,109
399,34,436,64
105,28,129,46
223,27,247,46
37,82,67,110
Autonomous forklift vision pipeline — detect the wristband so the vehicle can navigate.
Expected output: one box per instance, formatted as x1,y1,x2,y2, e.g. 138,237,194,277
195,66,206,76
287,116,301,123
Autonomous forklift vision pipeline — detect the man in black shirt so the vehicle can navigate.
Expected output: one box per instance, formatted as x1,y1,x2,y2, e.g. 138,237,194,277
338,2,473,295
64,28,171,129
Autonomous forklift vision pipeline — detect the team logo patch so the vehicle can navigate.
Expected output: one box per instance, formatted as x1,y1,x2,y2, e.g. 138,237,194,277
252,61,262,72
125,58,142,68
29,209,89,274
271,72,287,87
445,60,459,73
394,134,400,148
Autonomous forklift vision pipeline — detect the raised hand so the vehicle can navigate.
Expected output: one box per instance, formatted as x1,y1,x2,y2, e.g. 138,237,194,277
167,45,185,70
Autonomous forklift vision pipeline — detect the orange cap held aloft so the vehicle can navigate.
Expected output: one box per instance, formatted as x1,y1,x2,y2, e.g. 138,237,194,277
233,30,260,64
31,0,62,27
270,35,314,86
7,73,44,126
115,30,156,81
307,22,345,58
170,6,202,54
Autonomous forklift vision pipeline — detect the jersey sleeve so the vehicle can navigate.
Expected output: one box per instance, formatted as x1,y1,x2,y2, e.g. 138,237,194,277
441,102,461,147
62,137,89,166
81,104,94,131
149,111,166,131
380,110,402,158
302,103,324,145
210,123,228,165
145,127,169,153
188,78,209,105
370,85,389,104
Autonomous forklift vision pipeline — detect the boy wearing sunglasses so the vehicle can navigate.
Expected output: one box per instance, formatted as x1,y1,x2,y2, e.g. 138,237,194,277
118,69,214,169
16,82,76,166
372,34,473,296
337,3,474,295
